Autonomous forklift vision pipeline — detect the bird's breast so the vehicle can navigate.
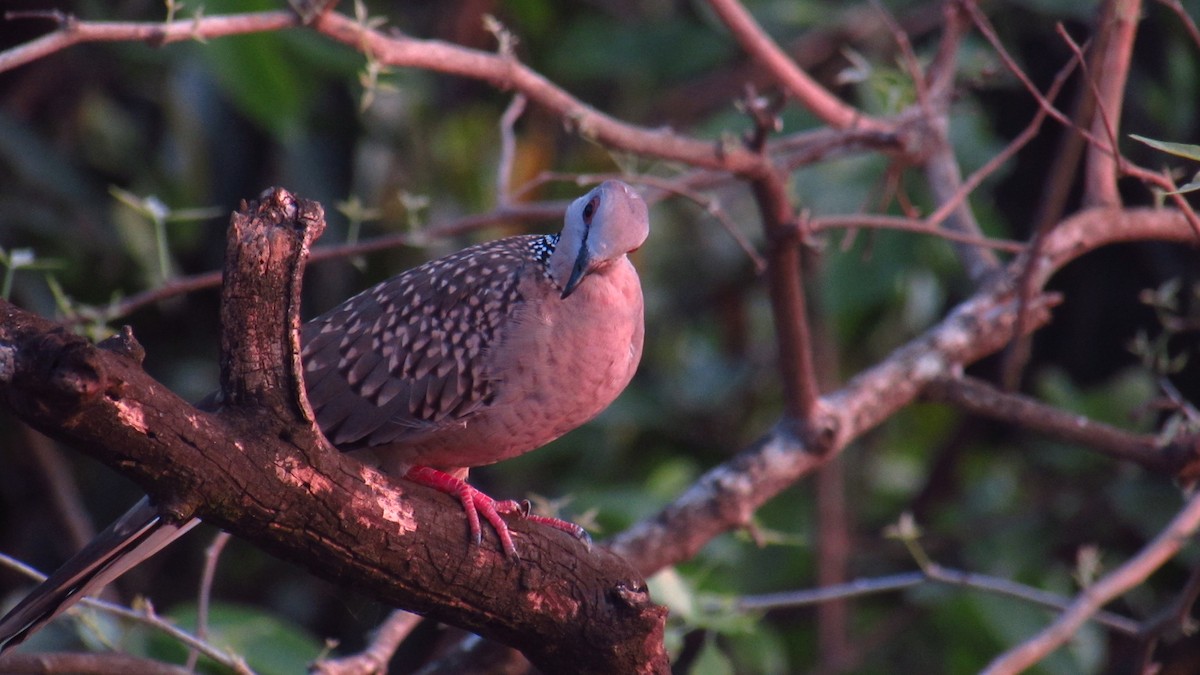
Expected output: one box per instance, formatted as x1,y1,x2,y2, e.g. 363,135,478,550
405,258,644,469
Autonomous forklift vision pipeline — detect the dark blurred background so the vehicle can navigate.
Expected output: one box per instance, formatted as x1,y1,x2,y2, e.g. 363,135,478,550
1,0,1199,672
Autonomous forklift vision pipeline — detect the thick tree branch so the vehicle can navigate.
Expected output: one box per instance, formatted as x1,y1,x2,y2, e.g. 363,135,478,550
610,207,1200,575
0,191,667,674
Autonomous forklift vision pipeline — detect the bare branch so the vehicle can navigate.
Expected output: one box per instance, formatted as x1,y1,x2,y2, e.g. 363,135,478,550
915,1,1000,281
1068,0,1140,207
703,0,887,133
924,375,1188,473
313,610,422,675
495,94,526,205
982,489,1200,673
74,200,569,326
311,11,769,175
187,531,232,672
808,214,1024,252
0,191,668,673
1155,0,1200,50
611,206,1200,575
737,564,1140,635
753,169,822,422
0,554,252,673
0,10,298,73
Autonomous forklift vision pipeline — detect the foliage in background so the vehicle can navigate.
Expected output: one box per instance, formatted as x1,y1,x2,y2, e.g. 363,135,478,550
1,0,1198,672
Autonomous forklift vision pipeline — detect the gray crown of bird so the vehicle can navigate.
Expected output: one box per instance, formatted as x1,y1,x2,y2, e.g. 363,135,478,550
0,180,650,652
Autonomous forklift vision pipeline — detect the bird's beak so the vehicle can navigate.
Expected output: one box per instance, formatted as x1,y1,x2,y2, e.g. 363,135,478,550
561,246,592,299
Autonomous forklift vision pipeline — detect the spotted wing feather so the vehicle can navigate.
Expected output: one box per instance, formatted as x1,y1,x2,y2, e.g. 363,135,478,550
301,235,550,451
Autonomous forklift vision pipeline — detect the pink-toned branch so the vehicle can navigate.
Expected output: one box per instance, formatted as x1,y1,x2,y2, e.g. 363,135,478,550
982,489,1200,674
611,206,1200,575
310,11,770,175
913,1,998,281
313,610,422,675
0,10,297,72
1078,0,1141,207
924,376,1190,473
807,214,1024,252
703,0,887,133
752,169,822,423
0,8,770,175
966,1,1200,236
1156,0,1200,49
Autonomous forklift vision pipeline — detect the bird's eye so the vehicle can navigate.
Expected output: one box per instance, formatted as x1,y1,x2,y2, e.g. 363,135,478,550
582,196,599,224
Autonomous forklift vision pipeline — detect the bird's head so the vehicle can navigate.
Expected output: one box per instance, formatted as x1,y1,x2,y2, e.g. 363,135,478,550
553,180,649,299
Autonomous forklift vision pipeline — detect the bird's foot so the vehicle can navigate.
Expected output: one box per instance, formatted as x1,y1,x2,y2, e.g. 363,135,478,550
403,466,589,557
519,506,592,550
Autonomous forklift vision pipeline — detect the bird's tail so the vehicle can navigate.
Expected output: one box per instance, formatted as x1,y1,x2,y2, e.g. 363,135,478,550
0,497,199,653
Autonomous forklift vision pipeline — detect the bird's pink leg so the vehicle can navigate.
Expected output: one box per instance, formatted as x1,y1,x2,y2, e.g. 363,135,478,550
403,466,589,557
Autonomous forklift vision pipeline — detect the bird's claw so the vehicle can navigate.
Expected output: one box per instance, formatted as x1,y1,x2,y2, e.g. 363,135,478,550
403,466,590,557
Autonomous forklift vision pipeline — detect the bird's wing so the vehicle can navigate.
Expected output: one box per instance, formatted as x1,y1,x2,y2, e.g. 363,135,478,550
301,235,545,451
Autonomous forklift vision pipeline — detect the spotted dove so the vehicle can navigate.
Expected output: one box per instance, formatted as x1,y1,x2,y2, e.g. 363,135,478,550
0,180,649,652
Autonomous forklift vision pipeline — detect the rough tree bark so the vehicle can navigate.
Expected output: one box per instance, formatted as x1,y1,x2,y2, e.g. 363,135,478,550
0,188,668,674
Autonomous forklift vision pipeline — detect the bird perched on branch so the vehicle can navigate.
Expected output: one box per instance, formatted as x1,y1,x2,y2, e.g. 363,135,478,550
0,180,650,652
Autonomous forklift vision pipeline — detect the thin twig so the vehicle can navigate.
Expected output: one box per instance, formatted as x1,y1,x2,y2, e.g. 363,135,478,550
495,94,526,205
312,610,422,675
526,171,769,273
870,0,928,105
1134,560,1200,669
1155,0,1200,50
923,375,1179,473
920,46,1080,236
0,10,298,73
1057,1,1138,207
999,29,1093,390
983,490,1200,673
808,215,1024,252
0,553,253,674
187,531,232,672
703,0,887,133
966,0,1197,236
916,1,998,281
964,4,1106,151
737,565,1140,635
71,201,569,325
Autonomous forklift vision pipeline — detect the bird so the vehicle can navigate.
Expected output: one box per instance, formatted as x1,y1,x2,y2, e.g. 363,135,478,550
0,179,649,653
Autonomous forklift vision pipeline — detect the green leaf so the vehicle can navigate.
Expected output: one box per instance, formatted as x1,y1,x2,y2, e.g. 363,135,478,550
1130,134,1200,162
201,33,307,139
147,602,323,675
